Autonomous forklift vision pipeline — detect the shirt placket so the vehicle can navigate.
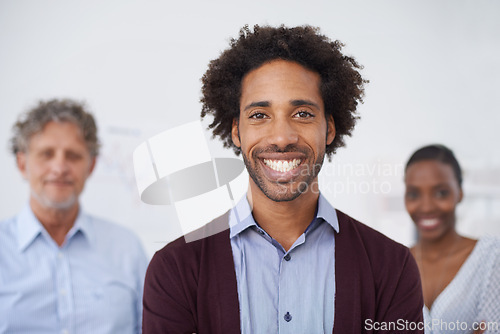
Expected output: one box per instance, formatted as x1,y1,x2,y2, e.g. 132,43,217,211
56,250,74,334
278,252,292,334
277,234,305,334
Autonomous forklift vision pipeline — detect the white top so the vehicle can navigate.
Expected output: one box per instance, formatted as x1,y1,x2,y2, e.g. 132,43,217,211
424,237,500,334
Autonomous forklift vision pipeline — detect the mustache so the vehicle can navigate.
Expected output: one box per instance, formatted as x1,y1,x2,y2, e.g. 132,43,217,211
253,144,310,155
44,178,73,183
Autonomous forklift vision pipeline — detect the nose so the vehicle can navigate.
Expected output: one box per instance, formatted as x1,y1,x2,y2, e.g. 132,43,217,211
267,117,299,150
50,153,70,175
419,194,437,214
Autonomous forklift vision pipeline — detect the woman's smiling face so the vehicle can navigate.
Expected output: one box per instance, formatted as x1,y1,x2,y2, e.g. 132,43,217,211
404,159,463,242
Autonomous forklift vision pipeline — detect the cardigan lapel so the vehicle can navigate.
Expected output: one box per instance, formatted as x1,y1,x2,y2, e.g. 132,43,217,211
200,212,241,333
333,210,367,333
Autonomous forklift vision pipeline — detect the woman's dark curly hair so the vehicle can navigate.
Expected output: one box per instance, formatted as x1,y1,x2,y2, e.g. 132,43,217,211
201,24,367,158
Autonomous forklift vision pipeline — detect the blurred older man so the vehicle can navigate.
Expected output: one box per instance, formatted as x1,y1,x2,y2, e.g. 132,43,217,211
0,99,148,334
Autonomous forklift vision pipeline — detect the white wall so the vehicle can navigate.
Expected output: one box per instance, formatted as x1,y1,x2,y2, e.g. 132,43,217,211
1,0,499,256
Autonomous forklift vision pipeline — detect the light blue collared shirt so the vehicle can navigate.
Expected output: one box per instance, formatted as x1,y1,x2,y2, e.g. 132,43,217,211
230,194,339,334
0,205,148,334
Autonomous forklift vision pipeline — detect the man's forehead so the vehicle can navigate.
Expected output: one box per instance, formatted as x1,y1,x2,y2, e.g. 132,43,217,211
27,122,87,150
241,60,321,92
241,60,321,84
33,121,83,137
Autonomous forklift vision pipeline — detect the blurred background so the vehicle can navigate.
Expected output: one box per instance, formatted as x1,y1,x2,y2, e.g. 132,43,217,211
1,0,499,257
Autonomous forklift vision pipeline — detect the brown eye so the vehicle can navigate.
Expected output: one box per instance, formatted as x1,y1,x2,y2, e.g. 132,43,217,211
294,110,314,118
39,150,54,159
66,151,83,161
405,190,419,200
435,189,450,199
249,112,267,119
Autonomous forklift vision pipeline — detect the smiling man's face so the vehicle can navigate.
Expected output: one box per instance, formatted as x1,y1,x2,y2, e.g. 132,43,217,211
16,121,96,211
232,59,335,202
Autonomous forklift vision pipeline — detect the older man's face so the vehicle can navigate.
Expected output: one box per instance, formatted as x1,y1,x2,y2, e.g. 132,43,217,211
17,121,95,211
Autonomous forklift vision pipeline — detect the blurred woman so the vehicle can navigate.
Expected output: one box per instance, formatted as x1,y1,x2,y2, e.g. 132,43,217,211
404,144,499,334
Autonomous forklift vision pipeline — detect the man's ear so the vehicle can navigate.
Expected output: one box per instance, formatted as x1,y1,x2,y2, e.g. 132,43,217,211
88,156,97,176
231,118,241,148
326,115,336,146
16,152,28,179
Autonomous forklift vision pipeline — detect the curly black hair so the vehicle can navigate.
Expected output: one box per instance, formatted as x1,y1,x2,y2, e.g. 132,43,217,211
201,24,367,158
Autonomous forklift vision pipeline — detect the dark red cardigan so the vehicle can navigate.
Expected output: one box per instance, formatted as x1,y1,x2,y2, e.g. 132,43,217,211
143,210,424,333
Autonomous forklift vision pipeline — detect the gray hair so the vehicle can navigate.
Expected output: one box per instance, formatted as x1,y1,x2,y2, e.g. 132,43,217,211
10,98,100,156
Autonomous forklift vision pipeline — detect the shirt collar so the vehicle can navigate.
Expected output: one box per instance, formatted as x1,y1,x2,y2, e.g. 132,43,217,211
229,194,255,238
316,193,340,233
17,205,43,252
17,204,93,252
68,210,94,245
229,192,339,239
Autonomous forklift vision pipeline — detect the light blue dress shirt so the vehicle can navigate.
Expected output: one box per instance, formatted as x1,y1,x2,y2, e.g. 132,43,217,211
230,194,339,334
0,205,148,334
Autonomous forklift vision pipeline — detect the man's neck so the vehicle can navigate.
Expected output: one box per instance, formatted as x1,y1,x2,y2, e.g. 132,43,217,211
29,198,79,247
247,181,319,251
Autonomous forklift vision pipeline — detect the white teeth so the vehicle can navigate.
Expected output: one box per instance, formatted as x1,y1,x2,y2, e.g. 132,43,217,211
420,219,439,227
263,159,301,172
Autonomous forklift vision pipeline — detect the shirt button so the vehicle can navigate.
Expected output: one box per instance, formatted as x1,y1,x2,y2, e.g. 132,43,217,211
284,254,291,261
58,252,63,259
284,312,292,322
61,330,69,334
60,289,67,296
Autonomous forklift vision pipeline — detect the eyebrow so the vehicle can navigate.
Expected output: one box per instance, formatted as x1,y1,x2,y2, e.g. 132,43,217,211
432,183,452,189
290,99,320,110
406,183,452,189
243,101,270,112
243,99,320,112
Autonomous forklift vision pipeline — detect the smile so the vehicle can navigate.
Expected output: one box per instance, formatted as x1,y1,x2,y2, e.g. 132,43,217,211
45,180,74,187
263,159,301,173
418,218,440,228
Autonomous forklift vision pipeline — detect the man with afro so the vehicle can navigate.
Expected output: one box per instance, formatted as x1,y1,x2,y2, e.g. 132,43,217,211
143,25,424,333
